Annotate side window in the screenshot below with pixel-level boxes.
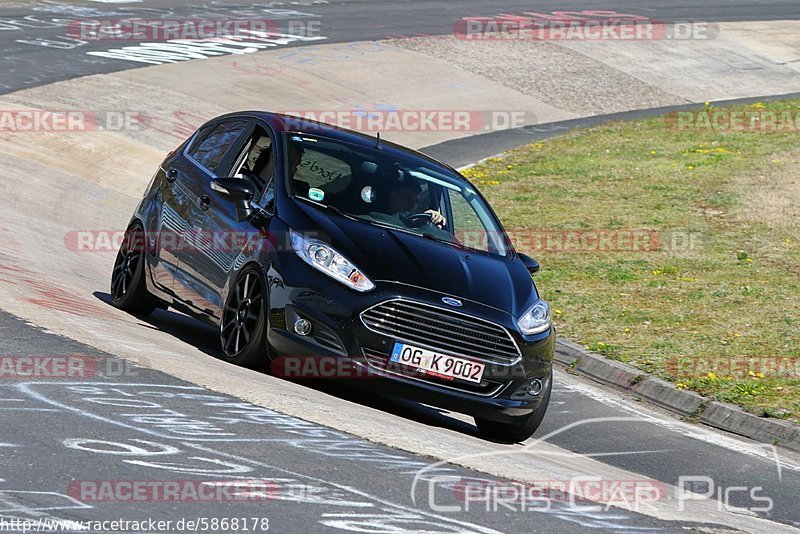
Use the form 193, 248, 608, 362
262, 178, 276, 213
188, 120, 248, 176
449, 189, 488, 251
232, 126, 273, 202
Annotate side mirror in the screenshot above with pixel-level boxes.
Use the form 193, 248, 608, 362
211, 178, 256, 222
518, 253, 540, 276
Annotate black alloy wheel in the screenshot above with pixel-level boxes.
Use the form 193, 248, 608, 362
220, 267, 268, 368
111, 224, 157, 315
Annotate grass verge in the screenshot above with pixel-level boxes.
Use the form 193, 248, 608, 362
463, 100, 800, 421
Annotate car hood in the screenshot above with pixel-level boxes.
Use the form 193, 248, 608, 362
290, 202, 536, 316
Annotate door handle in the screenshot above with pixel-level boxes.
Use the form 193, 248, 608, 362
166, 168, 178, 183
199, 195, 211, 211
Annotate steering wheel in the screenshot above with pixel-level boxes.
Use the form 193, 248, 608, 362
400, 212, 433, 228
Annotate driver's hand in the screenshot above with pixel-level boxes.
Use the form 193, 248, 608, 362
425, 209, 446, 228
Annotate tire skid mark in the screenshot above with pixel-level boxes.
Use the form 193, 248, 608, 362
0, 221, 128, 322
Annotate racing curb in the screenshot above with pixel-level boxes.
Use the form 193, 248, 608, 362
554, 339, 800, 453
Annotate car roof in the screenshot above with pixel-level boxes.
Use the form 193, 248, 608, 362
208, 110, 462, 175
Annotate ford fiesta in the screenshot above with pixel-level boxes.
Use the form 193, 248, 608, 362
111, 111, 555, 442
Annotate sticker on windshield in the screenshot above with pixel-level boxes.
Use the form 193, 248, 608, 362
361, 186, 375, 204
308, 188, 325, 202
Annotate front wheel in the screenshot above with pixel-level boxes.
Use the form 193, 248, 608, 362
475, 370, 552, 443
111, 224, 158, 316
220, 267, 268, 369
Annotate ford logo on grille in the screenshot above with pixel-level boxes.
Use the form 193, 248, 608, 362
441, 297, 463, 307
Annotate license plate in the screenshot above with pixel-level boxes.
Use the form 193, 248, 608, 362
390, 342, 485, 383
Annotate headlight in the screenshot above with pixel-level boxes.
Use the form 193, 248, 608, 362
517, 299, 551, 335
290, 230, 375, 292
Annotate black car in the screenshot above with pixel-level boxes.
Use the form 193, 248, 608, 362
111, 111, 555, 442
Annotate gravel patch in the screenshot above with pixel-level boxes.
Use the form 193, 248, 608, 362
388, 36, 685, 116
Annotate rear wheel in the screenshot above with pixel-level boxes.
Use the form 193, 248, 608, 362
111, 224, 158, 316
220, 267, 268, 368
475, 370, 552, 443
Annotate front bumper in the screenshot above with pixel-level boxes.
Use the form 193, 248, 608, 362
266, 259, 555, 423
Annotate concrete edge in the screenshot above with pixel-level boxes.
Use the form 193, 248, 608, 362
421, 90, 800, 168
554, 339, 800, 453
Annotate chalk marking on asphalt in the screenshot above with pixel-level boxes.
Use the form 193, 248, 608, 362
16, 382, 354, 440
16, 382, 242, 440
24, 382, 455, 473
15, 381, 664, 526
182, 443, 652, 531
64, 438, 381, 508
183, 442, 503, 534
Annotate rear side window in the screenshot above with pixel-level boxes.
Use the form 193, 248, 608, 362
188, 120, 248, 175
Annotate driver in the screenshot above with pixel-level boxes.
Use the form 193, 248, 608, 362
248, 145, 274, 188
387, 177, 447, 229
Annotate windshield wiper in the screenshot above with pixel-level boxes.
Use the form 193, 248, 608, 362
363, 219, 465, 249
300, 198, 359, 221
420, 231, 465, 249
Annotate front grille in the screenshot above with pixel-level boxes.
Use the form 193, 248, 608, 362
362, 348, 504, 396
360, 299, 520, 365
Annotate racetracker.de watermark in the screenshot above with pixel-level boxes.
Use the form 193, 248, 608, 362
664, 109, 800, 132
64, 229, 702, 254
0, 110, 150, 133
66, 18, 322, 41
454, 15, 718, 41
666, 356, 800, 378
497, 229, 700, 253
0, 355, 138, 379
0, 355, 96, 379
67, 480, 279, 502
0, 110, 96, 132
0, 109, 528, 134
278, 110, 532, 132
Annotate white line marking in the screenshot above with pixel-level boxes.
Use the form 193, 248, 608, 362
0, 491, 92, 513
0, 408, 61, 412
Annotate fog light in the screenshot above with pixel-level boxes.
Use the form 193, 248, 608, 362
294, 319, 312, 336
526, 379, 543, 396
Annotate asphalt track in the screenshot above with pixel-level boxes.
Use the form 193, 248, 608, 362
2, 0, 800, 93
0, 309, 697, 533
3, 1, 800, 533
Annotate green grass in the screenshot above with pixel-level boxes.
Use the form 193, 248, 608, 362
462, 100, 800, 421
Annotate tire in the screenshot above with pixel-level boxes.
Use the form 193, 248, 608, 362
111, 223, 158, 316
475, 370, 552, 443
219, 266, 268, 369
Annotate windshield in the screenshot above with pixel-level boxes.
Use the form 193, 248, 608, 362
285, 133, 510, 256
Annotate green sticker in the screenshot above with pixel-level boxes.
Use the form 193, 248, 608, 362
308, 188, 325, 202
